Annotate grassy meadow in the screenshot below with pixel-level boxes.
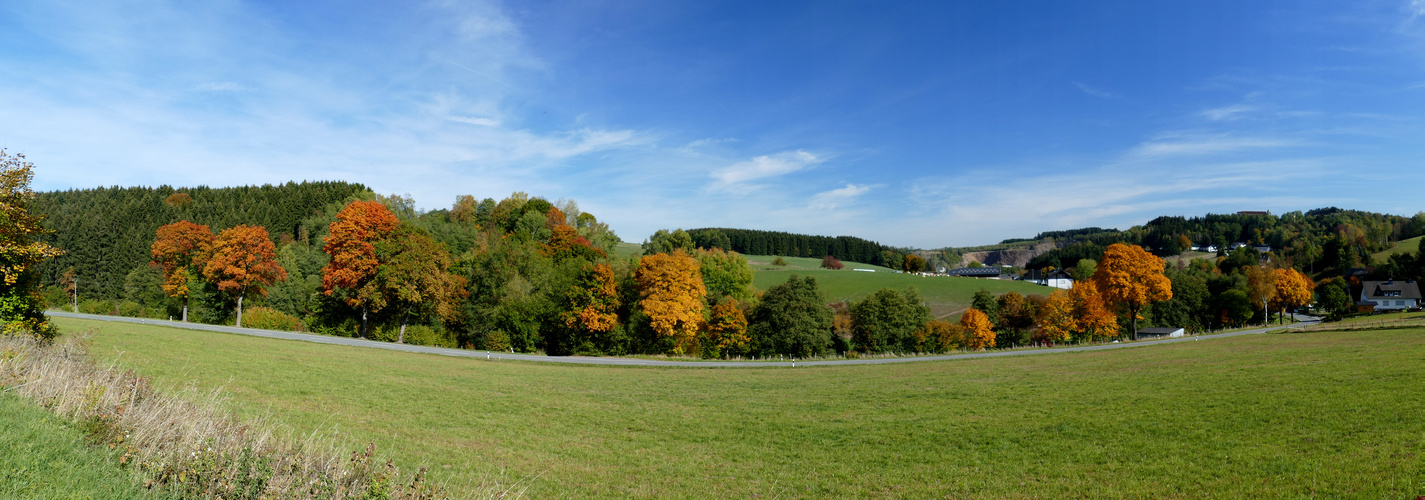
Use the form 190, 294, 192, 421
745, 255, 1049, 318
0, 394, 162, 500
1374, 235, 1423, 262
54, 316, 1425, 498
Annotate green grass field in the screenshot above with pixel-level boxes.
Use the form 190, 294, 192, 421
1374, 235, 1423, 263
0, 393, 162, 500
55, 316, 1425, 498
747, 255, 1050, 318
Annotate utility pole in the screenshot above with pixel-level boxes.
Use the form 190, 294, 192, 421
72, 277, 78, 313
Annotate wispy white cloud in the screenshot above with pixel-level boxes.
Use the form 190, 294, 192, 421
808, 184, 871, 211
1074, 82, 1116, 98
709, 150, 824, 192
1130, 134, 1292, 157
1200, 104, 1257, 121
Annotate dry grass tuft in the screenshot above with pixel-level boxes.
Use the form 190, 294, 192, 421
0, 332, 523, 499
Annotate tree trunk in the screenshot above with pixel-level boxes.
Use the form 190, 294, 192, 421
360, 306, 369, 339
182, 301, 188, 322
1131, 305, 1139, 340
398, 312, 408, 344
236, 295, 245, 328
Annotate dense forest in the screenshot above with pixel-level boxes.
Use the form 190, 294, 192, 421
34, 182, 372, 300
685, 228, 891, 265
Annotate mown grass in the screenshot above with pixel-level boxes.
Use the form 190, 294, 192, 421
748, 259, 1050, 318
0, 393, 162, 500
57, 316, 1425, 498
1373, 235, 1422, 262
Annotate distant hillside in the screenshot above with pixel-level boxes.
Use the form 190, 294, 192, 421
33, 181, 372, 299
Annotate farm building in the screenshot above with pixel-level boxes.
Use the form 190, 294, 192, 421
946, 267, 1002, 279
1137, 327, 1185, 340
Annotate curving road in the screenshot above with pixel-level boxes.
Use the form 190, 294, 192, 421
47, 311, 1320, 368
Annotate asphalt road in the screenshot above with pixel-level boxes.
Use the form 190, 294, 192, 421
48, 311, 1321, 368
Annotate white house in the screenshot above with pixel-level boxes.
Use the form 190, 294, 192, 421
1359, 280, 1421, 311
1023, 269, 1073, 289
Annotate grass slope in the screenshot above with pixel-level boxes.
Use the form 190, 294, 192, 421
0, 394, 159, 500
58, 316, 1425, 498
1374, 235, 1422, 263
747, 255, 1049, 318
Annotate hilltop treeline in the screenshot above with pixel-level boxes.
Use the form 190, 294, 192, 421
33, 182, 371, 299
686, 228, 890, 265
1027, 208, 1425, 277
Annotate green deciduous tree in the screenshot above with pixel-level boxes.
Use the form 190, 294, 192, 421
748, 275, 833, 357
849, 287, 932, 353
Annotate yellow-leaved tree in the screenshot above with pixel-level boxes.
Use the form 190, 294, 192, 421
1092, 243, 1172, 339
635, 249, 706, 355
960, 308, 995, 350
0, 150, 63, 338
1272, 268, 1314, 322
1035, 288, 1078, 343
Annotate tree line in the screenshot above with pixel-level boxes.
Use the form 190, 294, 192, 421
685, 228, 892, 266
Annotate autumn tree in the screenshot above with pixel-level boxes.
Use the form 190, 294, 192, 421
553, 262, 621, 355
321, 200, 400, 337
203, 225, 287, 328
364, 224, 467, 343
960, 308, 995, 350
1071, 281, 1119, 341
916, 320, 965, 353
821, 255, 844, 270
1272, 268, 1314, 322
1244, 265, 1277, 325
704, 299, 750, 358
903, 254, 926, 273
1035, 289, 1078, 344
635, 249, 706, 355
1092, 243, 1172, 339
995, 291, 1037, 346
0, 150, 63, 338
150, 220, 214, 322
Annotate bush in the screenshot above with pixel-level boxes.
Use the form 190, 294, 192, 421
79, 299, 115, 315
820, 255, 844, 270
239, 306, 305, 332
483, 330, 511, 352
42, 286, 69, 310
399, 324, 454, 346
117, 301, 144, 318
772, 257, 787, 266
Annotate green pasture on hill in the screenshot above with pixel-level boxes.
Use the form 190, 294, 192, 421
55, 316, 1425, 499
746, 255, 1049, 318
1374, 235, 1422, 263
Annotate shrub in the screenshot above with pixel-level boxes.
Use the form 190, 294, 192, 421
238, 306, 305, 332
483, 330, 511, 352
79, 299, 115, 315
116, 301, 144, 318
771, 257, 787, 266
820, 255, 844, 270
400, 325, 442, 346
43, 286, 69, 310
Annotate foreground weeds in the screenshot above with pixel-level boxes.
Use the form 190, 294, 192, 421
0, 333, 514, 499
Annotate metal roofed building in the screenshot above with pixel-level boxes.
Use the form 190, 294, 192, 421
946, 267, 1002, 279
1022, 269, 1074, 289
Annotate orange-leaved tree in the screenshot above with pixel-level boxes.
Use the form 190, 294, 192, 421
916, 319, 964, 353
1092, 243, 1172, 339
364, 223, 467, 343
635, 249, 706, 355
203, 225, 286, 328
1071, 280, 1119, 341
1272, 268, 1314, 322
705, 299, 750, 358
151, 220, 214, 322
1035, 288, 1078, 343
558, 262, 621, 353
321, 200, 399, 338
960, 308, 995, 350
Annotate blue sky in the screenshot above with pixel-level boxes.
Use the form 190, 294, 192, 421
2, 1, 1424, 248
